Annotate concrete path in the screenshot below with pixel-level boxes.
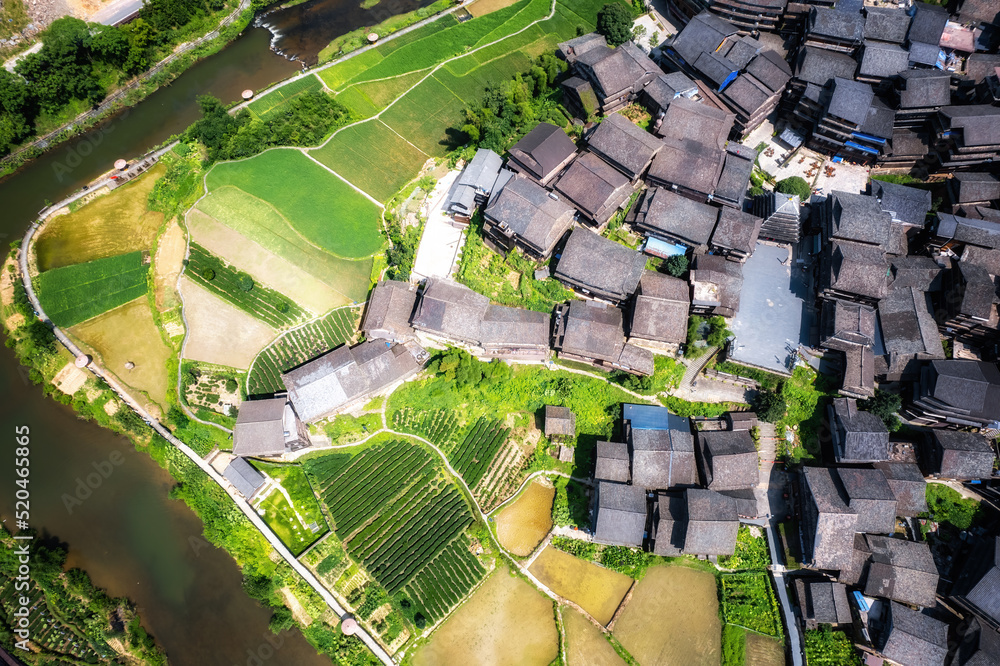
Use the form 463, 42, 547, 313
411, 170, 465, 282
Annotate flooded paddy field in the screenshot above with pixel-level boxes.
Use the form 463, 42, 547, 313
495, 479, 554, 556
529, 546, 632, 626
563, 606, 625, 666
746, 633, 785, 666
613, 565, 721, 666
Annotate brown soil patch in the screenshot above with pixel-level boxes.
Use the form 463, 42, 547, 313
180, 276, 276, 369
104, 399, 120, 416
0, 261, 16, 306
5, 313, 24, 331
563, 607, 624, 666
279, 587, 313, 627
529, 547, 632, 626
495, 481, 554, 556
746, 633, 785, 666
154, 220, 187, 311
466, 0, 520, 16
51, 362, 88, 395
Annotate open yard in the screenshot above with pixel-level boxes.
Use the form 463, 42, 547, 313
250, 461, 327, 532
613, 565, 721, 666
34, 163, 166, 271
309, 120, 429, 203
247, 74, 324, 120
256, 489, 321, 556
412, 566, 558, 666
193, 187, 372, 303
204, 149, 383, 259
36, 251, 149, 328
179, 276, 277, 369
494, 480, 553, 556
69, 297, 174, 412
563, 606, 624, 666
528, 546, 632, 626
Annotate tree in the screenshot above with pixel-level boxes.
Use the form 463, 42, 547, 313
775, 176, 812, 201
238, 275, 254, 292
754, 388, 786, 423
862, 389, 901, 432
201, 267, 215, 280
664, 254, 688, 278
268, 607, 294, 634
0, 69, 38, 154
596, 3, 635, 47
706, 316, 730, 347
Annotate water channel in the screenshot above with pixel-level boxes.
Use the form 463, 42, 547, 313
0, 3, 405, 662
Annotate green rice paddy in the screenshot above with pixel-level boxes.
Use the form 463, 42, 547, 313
36, 251, 149, 327
205, 149, 383, 258
247, 74, 324, 120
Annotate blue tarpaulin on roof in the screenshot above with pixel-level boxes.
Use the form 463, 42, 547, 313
623, 404, 686, 430
850, 132, 887, 145
644, 237, 687, 258
845, 140, 881, 155
719, 70, 738, 92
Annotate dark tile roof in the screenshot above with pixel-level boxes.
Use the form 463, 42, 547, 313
684, 489, 739, 556
690, 254, 744, 316
554, 152, 633, 224
643, 72, 698, 112
617, 343, 655, 376
487, 174, 577, 256
595, 481, 647, 546
879, 286, 945, 359
283, 340, 422, 422
860, 41, 911, 79
861, 96, 895, 141
809, 7, 866, 42
887, 128, 932, 158
802, 466, 857, 571
721, 34, 762, 70
958, 0, 1000, 25
956, 537, 1000, 626
874, 461, 927, 516
595, 440, 630, 482
889, 256, 941, 290
362, 279, 418, 342
633, 186, 720, 247
630, 271, 690, 345
579, 41, 660, 99
695, 51, 739, 88
820, 299, 876, 350
908, 40, 941, 66
223, 457, 266, 498
655, 96, 734, 150
925, 360, 1000, 424
863, 535, 939, 607
908, 2, 949, 46
558, 32, 607, 63
939, 106, 1000, 148
826, 240, 889, 301
930, 430, 996, 479
898, 70, 951, 109
647, 137, 726, 200
410, 277, 489, 344
878, 602, 949, 666
557, 299, 626, 362
836, 467, 897, 534
960, 244, 1000, 276
831, 397, 890, 462
745, 50, 791, 93
966, 53, 1000, 83
827, 77, 874, 127
711, 207, 763, 255
508, 123, 577, 182
805, 581, 853, 625
952, 172, 1000, 205
671, 11, 738, 66
586, 112, 663, 180
233, 397, 291, 457
795, 47, 858, 87
554, 228, 646, 302
872, 180, 932, 228
724, 71, 774, 118
544, 405, 576, 437
697, 430, 758, 490
954, 261, 997, 321
653, 492, 687, 556
479, 304, 550, 350
864, 6, 911, 43
936, 213, 1000, 250
717, 488, 758, 518
629, 416, 696, 489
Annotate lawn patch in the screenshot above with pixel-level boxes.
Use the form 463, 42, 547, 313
256, 489, 320, 556
36, 251, 149, 328
205, 150, 383, 258
310, 120, 429, 202
251, 461, 328, 533
247, 75, 324, 120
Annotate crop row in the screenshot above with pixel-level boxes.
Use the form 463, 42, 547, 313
324, 444, 433, 528
317, 440, 406, 492
404, 537, 485, 621
390, 407, 463, 450
450, 417, 509, 487
474, 443, 523, 511
334, 459, 436, 538
344, 477, 437, 549
247, 306, 357, 394
350, 485, 465, 565
186, 244, 306, 328
721, 573, 782, 637
35, 251, 149, 327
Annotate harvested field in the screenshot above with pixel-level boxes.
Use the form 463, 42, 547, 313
179, 277, 276, 369
467, 0, 521, 17
563, 607, 624, 666
247, 74, 324, 120
495, 480, 553, 556
412, 566, 558, 666
69, 298, 173, 410
188, 212, 348, 314
746, 633, 785, 666
35, 163, 166, 271
205, 150, 383, 259
36, 251, 149, 328
153, 220, 186, 311
613, 565, 721, 666
51, 362, 88, 395
528, 546, 632, 626
310, 120, 428, 202
192, 189, 371, 303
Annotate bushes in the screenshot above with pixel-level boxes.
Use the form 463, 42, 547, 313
551, 535, 597, 560
552, 477, 591, 529
754, 389, 786, 423
804, 626, 860, 665
721, 625, 746, 666
718, 526, 769, 570
861, 389, 901, 432
685, 315, 730, 358
775, 176, 812, 200
926, 483, 982, 530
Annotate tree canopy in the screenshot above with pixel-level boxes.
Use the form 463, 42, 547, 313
775, 176, 812, 201
754, 388, 787, 423
596, 3, 635, 47
861, 389, 901, 432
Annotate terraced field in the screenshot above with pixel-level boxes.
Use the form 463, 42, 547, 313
247, 306, 359, 394
390, 407, 464, 451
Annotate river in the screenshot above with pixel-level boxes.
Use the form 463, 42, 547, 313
0, 3, 397, 663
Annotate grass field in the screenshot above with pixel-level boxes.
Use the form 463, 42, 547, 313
335, 69, 430, 120
193, 186, 372, 303
247, 306, 359, 395
247, 74, 324, 120
185, 243, 308, 328
309, 120, 429, 202
256, 490, 321, 556
69, 297, 174, 412
205, 150, 383, 259
251, 461, 328, 532
36, 251, 149, 328
34, 163, 166, 272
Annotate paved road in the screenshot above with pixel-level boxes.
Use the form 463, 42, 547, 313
92, 0, 145, 26
18, 213, 395, 666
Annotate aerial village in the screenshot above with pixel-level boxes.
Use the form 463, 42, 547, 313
202, 0, 1000, 662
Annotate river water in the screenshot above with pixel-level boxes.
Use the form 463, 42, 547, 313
0, 4, 396, 663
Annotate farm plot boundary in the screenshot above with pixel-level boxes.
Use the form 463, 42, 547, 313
35, 251, 149, 328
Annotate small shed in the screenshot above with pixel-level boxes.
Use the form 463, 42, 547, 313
725, 411, 758, 431
544, 405, 576, 439
223, 458, 266, 500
